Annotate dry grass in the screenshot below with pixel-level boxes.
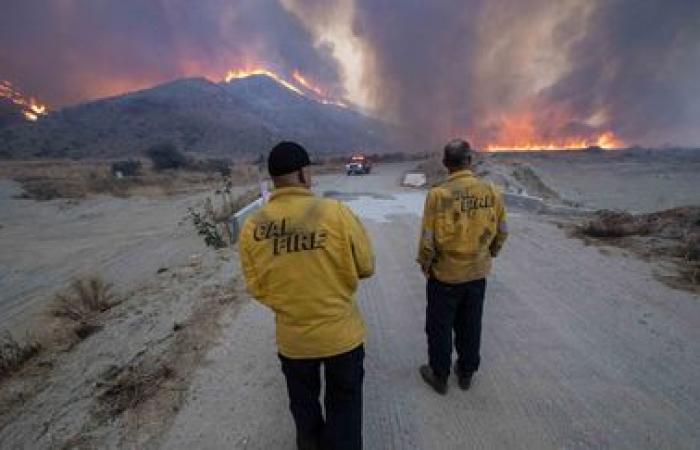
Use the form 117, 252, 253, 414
53, 277, 116, 320
98, 362, 174, 417
580, 210, 652, 238
580, 207, 700, 239
684, 233, 700, 261
577, 206, 700, 288
230, 187, 262, 214
52, 276, 119, 340
0, 333, 42, 379
0, 160, 260, 201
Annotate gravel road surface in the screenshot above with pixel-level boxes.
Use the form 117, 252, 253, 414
162, 164, 700, 449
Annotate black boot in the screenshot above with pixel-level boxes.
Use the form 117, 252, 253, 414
419, 365, 447, 395
453, 363, 473, 390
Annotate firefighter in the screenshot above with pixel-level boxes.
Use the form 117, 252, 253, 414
239, 141, 375, 450
417, 139, 508, 394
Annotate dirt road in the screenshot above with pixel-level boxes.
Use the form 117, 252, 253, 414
161, 164, 700, 449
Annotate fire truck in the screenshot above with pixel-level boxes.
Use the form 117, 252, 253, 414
345, 153, 373, 175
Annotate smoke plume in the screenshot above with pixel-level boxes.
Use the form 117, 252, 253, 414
1, 0, 698, 147
350, 0, 700, 147
0, 0, 343, 107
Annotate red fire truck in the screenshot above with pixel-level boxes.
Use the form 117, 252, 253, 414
345, 154, 373, 175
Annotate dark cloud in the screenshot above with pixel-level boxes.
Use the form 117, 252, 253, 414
0, 0, 342, 106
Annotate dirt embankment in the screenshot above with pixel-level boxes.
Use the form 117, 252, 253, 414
573, 207, 700, 291
0, 162, 263, 447
0, 249, 246, 448
412, 155, 561, 198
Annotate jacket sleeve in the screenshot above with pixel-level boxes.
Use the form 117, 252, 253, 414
238, 218, 266, 301
489, 187, 508, 257
417, 189, 438, 273
340, 203, 375, 279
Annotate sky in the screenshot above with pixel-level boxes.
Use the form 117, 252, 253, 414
1, 0, 699, 148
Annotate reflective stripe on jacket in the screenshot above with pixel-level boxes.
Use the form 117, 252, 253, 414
417, 170, 508, 284
239, 187, 374, 358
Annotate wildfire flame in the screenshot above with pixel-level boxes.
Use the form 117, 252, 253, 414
479, 112, 624, 151
484, 132, 623, 152
292, 70, 326, 98
224, 68, 305, 96
224, 67, 347, 108
0, 80, 49, 122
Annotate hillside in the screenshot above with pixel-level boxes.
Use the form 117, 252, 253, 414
0, 76, 404, 159
0, 98, 29, 130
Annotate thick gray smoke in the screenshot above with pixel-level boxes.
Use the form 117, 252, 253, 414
352, 0, 700, 147
538, 0, 700, 147
0, 0, 343, 106
1, 0, 698, 147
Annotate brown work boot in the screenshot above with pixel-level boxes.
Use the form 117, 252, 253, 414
419, 365, 447, 395
453, 363, 473, 390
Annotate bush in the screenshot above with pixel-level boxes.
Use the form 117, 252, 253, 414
580, 210, 651, 238
685, 233, 700, 262
52, 277, 118, 340
0, 332, 42, 378
99, 362, 174, 417
187, 158, 232, 176
111, 159, 142, 177
146, 143, 187, 171
188, 208, 227, 249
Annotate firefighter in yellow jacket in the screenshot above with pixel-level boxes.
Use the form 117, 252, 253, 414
240, 141, 374, 450
417, 139, 508, 395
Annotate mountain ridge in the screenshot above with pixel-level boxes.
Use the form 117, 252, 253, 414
0, 75, 406, 159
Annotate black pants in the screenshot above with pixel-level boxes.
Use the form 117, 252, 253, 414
278, 345, 364, 450
426, 278, 487, 380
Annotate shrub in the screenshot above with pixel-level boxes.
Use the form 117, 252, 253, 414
0, 332, 42, 378
146, 143, 187, 171
52, 277, 118, 339
187, 158, 232, 176
685, 233, 700, 262
99, 362, 174, 417
188, 208, 227, 249
111, 159, 142, 177
580, 210, 651, 238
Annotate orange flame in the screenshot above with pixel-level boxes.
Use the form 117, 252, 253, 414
479, 112, 624, 151
484, 132, 623, 152
223, 67, 348, 108
292, 70, 326, 98
0, 80, 49, 122
224, 68, 304, 96
292, 71, 348, 108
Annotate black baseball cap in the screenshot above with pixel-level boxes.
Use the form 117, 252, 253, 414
267, 141, 311, 176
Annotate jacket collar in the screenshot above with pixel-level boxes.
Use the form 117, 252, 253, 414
269, 186, 314, 201
446, 169, 474, 182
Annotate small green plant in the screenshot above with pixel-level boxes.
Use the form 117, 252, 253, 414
188, 208, 226, 249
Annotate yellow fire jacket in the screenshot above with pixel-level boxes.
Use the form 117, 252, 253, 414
417, 169, 508, 284
239, 187, 375, 359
